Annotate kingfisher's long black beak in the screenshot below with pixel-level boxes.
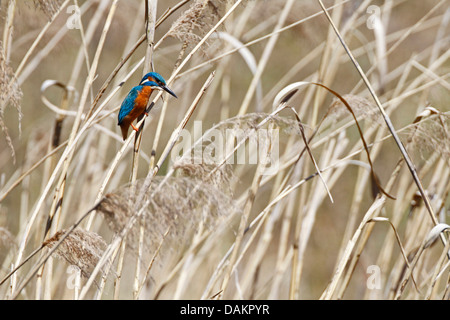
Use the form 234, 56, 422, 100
161, 85, 177, 98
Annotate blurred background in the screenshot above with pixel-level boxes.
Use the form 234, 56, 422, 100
0, 0, 449, 299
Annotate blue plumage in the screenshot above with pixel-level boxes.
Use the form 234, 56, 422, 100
118, 86, 140, 125
117, 71, 177, 140
139, 72, 167, 86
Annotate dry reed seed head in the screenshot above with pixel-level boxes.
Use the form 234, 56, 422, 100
172, 113, 305, 184
173, 156, 234, 191
0, 43, 22, 111
407, 113, 450, 162
167, 0, 224, 47
211, 112, 316, 142
176, 113, 314, 177
173, 112, 314, 190
43, 228, 107, 278
329, 94, 383, 126
0, 41, 22, 163
97, 177, 239, 260
207, 112, 308, 136
32, 0, 63, 20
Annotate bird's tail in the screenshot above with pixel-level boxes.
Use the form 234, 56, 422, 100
120, 125, 129, 141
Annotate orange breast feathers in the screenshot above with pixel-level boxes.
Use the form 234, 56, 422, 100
125, 86, 153, 121
134, 86, 153, 113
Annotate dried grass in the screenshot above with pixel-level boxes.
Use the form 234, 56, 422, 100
167, 0, 223, 47
32, 0, 63, 20
97, 176, 239, 258
1, 0, 449, 301
0, 41, 22, 162
329, 94, 384, 126
407, 112, 450, 162
43, 228, 107, 278
173, 157, 234, 189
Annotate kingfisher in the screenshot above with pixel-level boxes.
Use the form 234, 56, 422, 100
118, 72, 177, 140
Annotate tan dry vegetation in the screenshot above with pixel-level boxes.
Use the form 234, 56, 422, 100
0, 0, 449, 300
